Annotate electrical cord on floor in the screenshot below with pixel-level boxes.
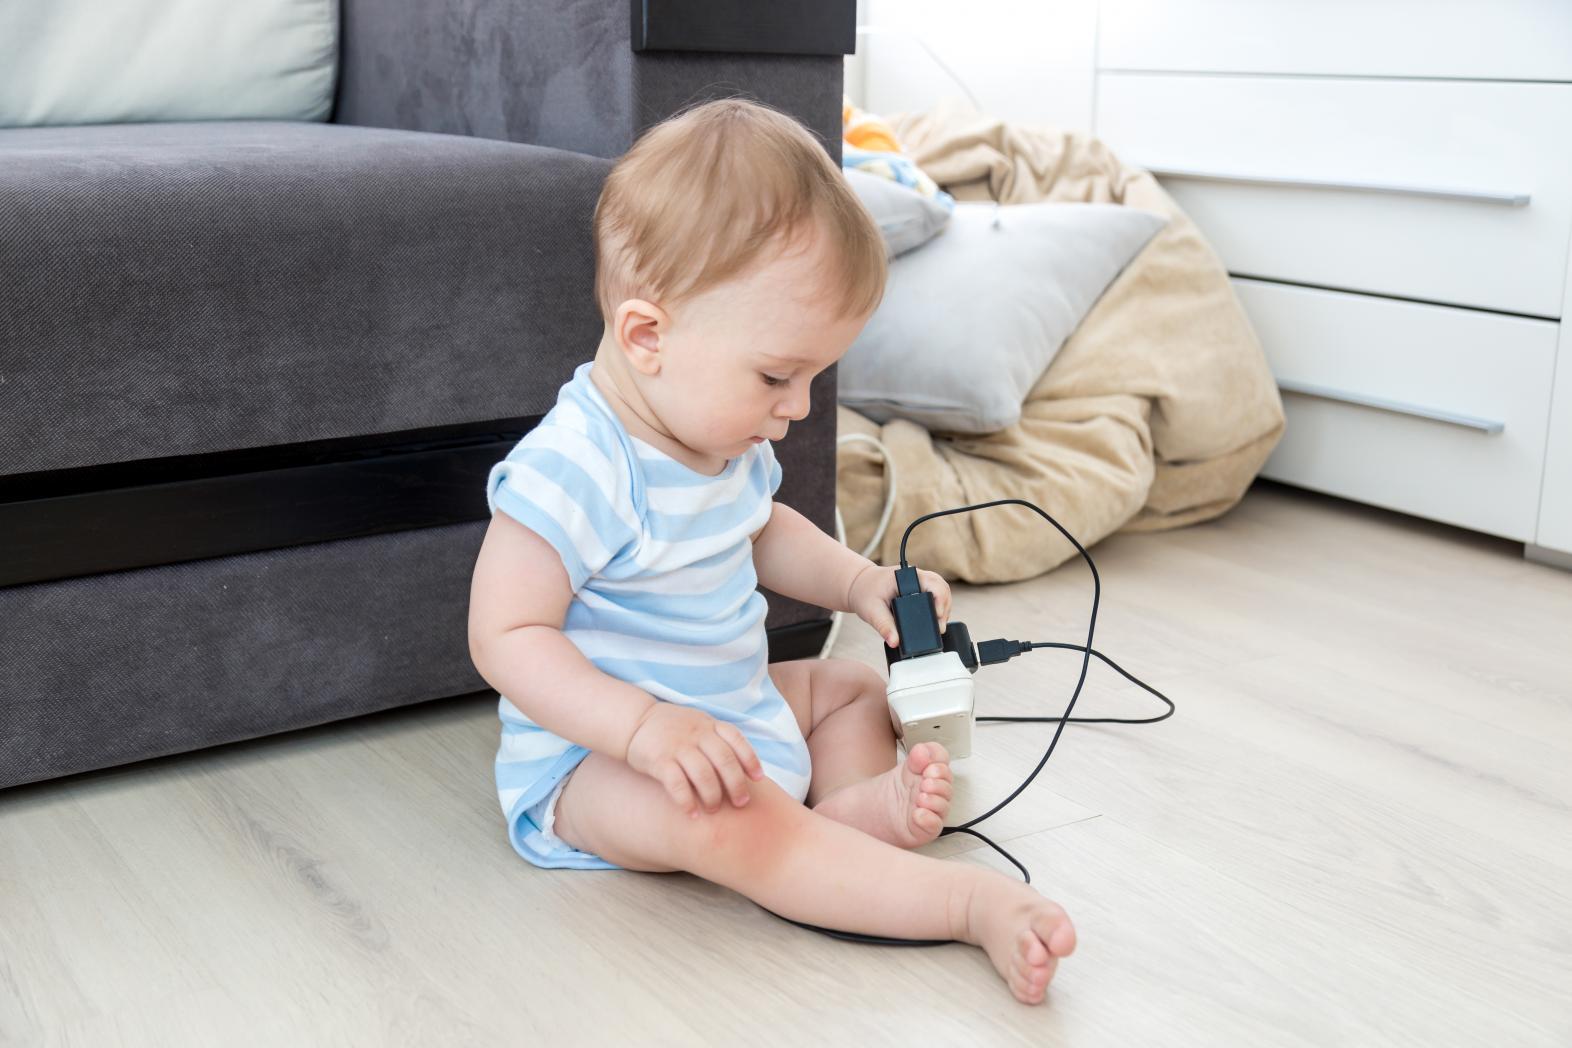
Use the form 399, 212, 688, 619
759, 497, 1175, 946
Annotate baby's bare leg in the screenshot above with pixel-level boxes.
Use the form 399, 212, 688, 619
551, 752, 1076, 1004
774, 658, 955, 849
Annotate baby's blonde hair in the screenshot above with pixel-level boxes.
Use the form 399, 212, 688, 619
593, 97, 887, 326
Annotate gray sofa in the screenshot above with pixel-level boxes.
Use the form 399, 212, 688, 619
0, 0, 854, 790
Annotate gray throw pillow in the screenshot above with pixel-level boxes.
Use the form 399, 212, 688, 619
843, 168, 953, 259
839, 201, 1168, 434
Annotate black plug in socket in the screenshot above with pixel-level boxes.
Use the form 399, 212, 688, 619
886, 619, 978, 671
891, 565, 943, 661
942, 621, 978, 672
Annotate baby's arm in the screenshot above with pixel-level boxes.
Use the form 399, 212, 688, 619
751, 500, 878, 616
468, 510, 655, 761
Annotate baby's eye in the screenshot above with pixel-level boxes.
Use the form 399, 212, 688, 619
762, 374, 788, 388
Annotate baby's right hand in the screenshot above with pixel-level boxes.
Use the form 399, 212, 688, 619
625, 703, 766, 818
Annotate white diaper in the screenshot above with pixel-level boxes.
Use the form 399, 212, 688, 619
525, 773, 572, 848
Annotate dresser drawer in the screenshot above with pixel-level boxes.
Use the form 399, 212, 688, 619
1099, 0, 1572, 82
1096, 74, 1572, 317
1233, 278, 1558, 541
1537, 319, 1572, 553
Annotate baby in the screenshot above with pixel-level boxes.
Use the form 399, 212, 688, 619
467, 98, 1075, 1005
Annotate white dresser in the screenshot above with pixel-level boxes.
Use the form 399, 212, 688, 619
1091, 0, 1572, 564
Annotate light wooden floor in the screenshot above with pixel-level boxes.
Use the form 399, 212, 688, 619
3, 480, 1570, 1046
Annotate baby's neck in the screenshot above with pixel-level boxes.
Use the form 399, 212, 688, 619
589, 346, 730, 477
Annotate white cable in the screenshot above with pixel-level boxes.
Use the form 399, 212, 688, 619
823, 28, 984, 656
818, 432, 898, 660
854, 25, 983, 114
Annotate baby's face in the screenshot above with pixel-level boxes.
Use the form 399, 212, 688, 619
639, 229, 871, 463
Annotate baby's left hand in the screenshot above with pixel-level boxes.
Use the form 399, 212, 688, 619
847, 563, 952, 650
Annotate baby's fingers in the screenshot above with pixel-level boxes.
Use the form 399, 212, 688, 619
699, 735, 755, 810
657, 762, 699, 818
678, 750, 726, 815
920, 570, 953, 630
715, 721, 767, 783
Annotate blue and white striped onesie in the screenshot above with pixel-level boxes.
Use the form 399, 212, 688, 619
483, 360, 812, 870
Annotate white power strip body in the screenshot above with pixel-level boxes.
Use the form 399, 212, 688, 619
886, 651, 975, 760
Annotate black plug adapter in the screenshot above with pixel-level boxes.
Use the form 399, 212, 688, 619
890, 564, 943, 661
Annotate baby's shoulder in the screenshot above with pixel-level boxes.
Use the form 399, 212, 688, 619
484, 395, 649, 590
506, 401, 645, 516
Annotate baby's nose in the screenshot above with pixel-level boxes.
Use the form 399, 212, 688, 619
779, 389, 810, 420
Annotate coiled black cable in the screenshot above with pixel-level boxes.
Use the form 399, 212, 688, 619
758, 498, 1174, 946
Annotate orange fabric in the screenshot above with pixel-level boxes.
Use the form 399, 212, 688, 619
842, 97, 903, 155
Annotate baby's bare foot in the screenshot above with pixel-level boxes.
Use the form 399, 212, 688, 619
811, 742, 953, 848
964, 875, 1078, 1005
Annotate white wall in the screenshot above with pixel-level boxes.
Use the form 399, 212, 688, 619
847, 0, 1098, 133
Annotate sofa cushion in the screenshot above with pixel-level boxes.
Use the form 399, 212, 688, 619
0, 121, 610, 476
0, 0, 338, 127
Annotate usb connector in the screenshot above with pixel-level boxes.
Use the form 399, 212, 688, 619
976, 638, 1034, 666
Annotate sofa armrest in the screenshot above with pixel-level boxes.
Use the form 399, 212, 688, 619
333, 0, 851, 162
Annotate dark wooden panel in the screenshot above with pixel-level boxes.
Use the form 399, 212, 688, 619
0, 417, 540, 503
0, 428, 536, 588
631, 0, 856, 56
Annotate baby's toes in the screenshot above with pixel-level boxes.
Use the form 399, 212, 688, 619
1010, 954, 1053, 1004
918, 778, 951, 811
908, 741, 950, 775
1011, 932, 1054, 1001
1019, 928, 1049, 967
1038, 910, 1077, 957
1016, 957, 1055, 1003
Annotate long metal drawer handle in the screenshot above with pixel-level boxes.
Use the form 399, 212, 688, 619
1277, 379, 1505, 434
1146, 166, 1530, 207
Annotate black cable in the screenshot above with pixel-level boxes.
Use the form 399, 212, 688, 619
757, 498, 1173, 946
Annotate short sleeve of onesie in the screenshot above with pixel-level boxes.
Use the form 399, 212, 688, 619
484, 420, 641, 593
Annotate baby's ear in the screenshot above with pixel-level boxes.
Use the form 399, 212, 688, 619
628, 313, 659, 351
615, 298, 667, 372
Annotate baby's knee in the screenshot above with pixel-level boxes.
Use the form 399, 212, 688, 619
559, 753, 808, 878
684, 774, 810, 878
850, 659, 887, 695
823, 656, 886, 699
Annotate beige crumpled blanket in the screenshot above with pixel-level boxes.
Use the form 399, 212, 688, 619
837, 104, 1286, 582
